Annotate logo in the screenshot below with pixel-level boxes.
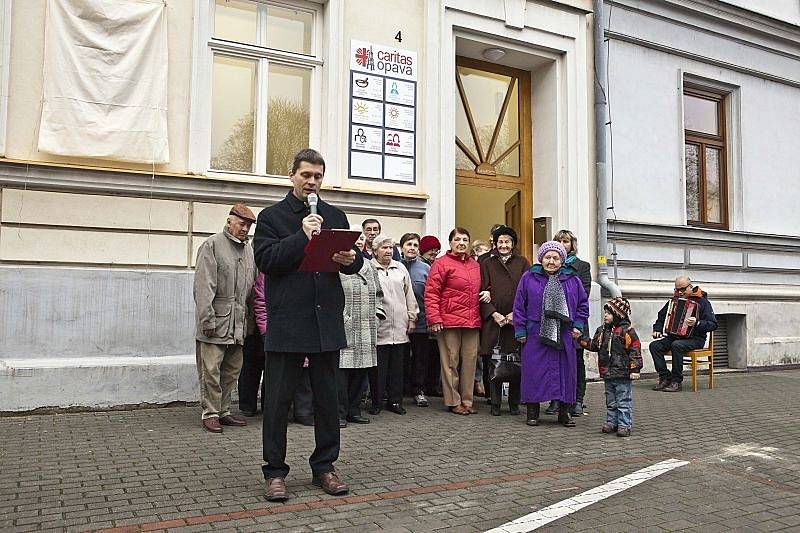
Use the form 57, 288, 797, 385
355, 77, 369, 88
388, 107, 400, 120
354, 102, 369, 115
386, 133, 400, 148
354, 128, 367, 143
390, 82, 399, 96
355, 46, 374, 70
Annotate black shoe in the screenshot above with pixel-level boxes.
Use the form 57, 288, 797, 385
294, 417, 314, 427
509, 405, 520, 416
652, 379, 671, 391
338, 419, 347, 428
367, 405, 381, 415
558, 404, 576, 427
240, 409, 257, 417
346, 415, 370, 424
386, 403, 407, 415
663, 381, 682, 392
570, 403, 583, 417
490, 405, 500, 416
545, 400, 559, 415
526, 404, 539, 426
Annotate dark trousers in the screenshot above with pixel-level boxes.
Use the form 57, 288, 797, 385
576, 348, 586, 403
238, 333, 265, 413
409, 333, 433, 395
427, 337, 442, 395
262, 351, 339, 479
292, 368, 313, 421
489, 374, 520, 409
480, 354, 492, 395
649, 336, 706, 383
338, 367, 369, 420
370, 344, 406, 406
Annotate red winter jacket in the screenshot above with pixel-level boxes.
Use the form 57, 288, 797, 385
424, 251, 481, 329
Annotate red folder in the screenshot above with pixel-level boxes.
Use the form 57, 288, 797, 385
298, 229, 362, 272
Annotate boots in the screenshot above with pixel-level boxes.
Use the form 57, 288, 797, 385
558, 402, 576, 427
545, 400, 559, 415
526, 403, 539, 426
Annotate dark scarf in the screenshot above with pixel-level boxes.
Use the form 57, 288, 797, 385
540, 273, 570, 349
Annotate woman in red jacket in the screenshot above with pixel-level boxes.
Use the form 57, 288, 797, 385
425, 227, 486, 415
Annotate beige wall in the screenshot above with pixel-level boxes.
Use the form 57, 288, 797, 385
4, 0, 194, 173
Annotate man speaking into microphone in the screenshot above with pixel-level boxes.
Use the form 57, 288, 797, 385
254, 148, 363, 501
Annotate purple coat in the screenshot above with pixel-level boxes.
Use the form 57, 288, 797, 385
513, 269, 590, 404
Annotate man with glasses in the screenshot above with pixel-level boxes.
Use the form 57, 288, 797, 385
650, 276, 718, 392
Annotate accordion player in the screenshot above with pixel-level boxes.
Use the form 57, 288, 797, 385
662, 297, 699, 338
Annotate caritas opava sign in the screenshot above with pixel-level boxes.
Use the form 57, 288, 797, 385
348, 40, 417, 183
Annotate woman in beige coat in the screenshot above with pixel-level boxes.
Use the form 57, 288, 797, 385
368, 234, 419, 415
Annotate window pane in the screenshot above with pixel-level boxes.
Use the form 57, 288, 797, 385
493, 79, 519, 176
214, 0, 257, 45
455, 87, 478, 172
266, 5, 313, 55
211, 55, 256, 173
705, 147, 723, 224
457, 67, 517, 159
684, 93, 719, 135
267, 64, 311, 175
685, 144, 701, 222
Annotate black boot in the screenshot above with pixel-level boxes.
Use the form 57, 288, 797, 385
491, 404, 501, 416
526, 403, 539, 426
545, 400, 559, 415
558, 403, 576, 427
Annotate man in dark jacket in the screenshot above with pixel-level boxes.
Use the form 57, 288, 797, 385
650, 276, 717, 392
254, 149, 363, 501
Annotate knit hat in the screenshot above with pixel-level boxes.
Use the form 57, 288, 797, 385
492, 225, 518, 248
536, 240, 567, 264
604, 297, 631, 321
371, 234, 394, 251
419, 235, 441, 254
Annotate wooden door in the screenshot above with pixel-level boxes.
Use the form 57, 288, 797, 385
455, 56, 533, 260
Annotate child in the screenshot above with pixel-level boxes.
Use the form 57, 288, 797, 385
580, 297, 642, 437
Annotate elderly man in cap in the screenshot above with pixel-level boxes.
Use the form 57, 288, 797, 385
194, 203, 258, 433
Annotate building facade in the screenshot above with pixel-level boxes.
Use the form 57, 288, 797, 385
0, 0, 797, 410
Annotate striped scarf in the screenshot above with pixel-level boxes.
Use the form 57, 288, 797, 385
540, 273, 570, 349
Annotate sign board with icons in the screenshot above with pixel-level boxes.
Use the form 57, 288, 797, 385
348, 39, 416, 183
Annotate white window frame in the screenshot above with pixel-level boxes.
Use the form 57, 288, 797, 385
188, 0, 323, 178
0, 0, 13, 157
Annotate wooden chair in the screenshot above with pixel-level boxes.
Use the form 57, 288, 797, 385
683, 332, 714, 392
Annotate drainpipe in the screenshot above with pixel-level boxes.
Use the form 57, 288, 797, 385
593, 0, 622, 298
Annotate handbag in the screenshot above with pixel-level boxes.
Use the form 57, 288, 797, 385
489, 327, 521, 383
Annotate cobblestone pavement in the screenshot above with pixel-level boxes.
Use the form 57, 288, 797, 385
2, 370, 799, 532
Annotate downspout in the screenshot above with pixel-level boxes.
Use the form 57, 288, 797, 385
593, 0, 622, 298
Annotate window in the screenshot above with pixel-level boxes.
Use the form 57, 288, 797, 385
683, 86, 728, 228
208, 0, 318, 176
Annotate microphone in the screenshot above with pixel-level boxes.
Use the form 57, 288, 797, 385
307, 193, 320, 236
307, 193, 318, 216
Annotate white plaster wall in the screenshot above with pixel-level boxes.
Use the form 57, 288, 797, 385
719, 0, 800, 25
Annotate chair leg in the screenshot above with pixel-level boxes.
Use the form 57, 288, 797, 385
709, 356, 714, 389
692, 358, 698, 392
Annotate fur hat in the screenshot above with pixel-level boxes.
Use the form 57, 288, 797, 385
536, 240, 567, 264
419, 235, 441, 254
492, 225, 518, 248
229, 203, 256, 223
604, 297, 631, 321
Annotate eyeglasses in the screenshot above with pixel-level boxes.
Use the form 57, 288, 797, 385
674, 285, 691, 292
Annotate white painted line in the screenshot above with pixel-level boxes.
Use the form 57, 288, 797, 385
485, 458, 690, 533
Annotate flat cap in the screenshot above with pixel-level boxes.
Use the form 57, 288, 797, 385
229, 203, 256, 223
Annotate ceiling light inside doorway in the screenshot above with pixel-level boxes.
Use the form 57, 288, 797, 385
482, 48, 506, 62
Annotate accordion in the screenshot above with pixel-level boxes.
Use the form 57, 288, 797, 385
663, 297, 698, 337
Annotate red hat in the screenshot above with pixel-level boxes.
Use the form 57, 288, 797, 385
419, 235, 441, 254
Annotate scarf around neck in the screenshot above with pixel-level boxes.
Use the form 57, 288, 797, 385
540, 273, 570, 349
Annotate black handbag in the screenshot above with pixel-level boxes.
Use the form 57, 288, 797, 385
489, 328, 521, 383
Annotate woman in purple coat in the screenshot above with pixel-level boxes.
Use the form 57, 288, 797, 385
513, 241, 589, 427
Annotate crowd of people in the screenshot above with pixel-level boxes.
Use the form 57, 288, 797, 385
192, 148, 718, 502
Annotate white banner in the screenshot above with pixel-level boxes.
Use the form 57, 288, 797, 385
38, 0, 169, 163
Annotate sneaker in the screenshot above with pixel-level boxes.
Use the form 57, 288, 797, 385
414, 394, 429, 407
601, 423, 617, 434
652, 379, 670, 391
663, 381, 682, 392
570, 403, 583, 417
545, 400, 559, 415
617, 427, 631, 437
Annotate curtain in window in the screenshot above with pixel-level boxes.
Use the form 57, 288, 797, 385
38, 0, 169, 163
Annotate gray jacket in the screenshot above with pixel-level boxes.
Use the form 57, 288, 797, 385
340, 262, 385, 368
194, 229, 256, 345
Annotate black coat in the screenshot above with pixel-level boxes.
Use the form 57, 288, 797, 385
567, 255, 592, 299
253, 191, 363, 353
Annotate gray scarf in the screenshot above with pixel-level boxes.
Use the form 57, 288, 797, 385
540, 273, 570, 349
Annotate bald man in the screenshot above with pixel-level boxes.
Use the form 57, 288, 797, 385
650, 276, 717, 392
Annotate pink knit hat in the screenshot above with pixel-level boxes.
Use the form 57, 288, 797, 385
536, 240, 567, 264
